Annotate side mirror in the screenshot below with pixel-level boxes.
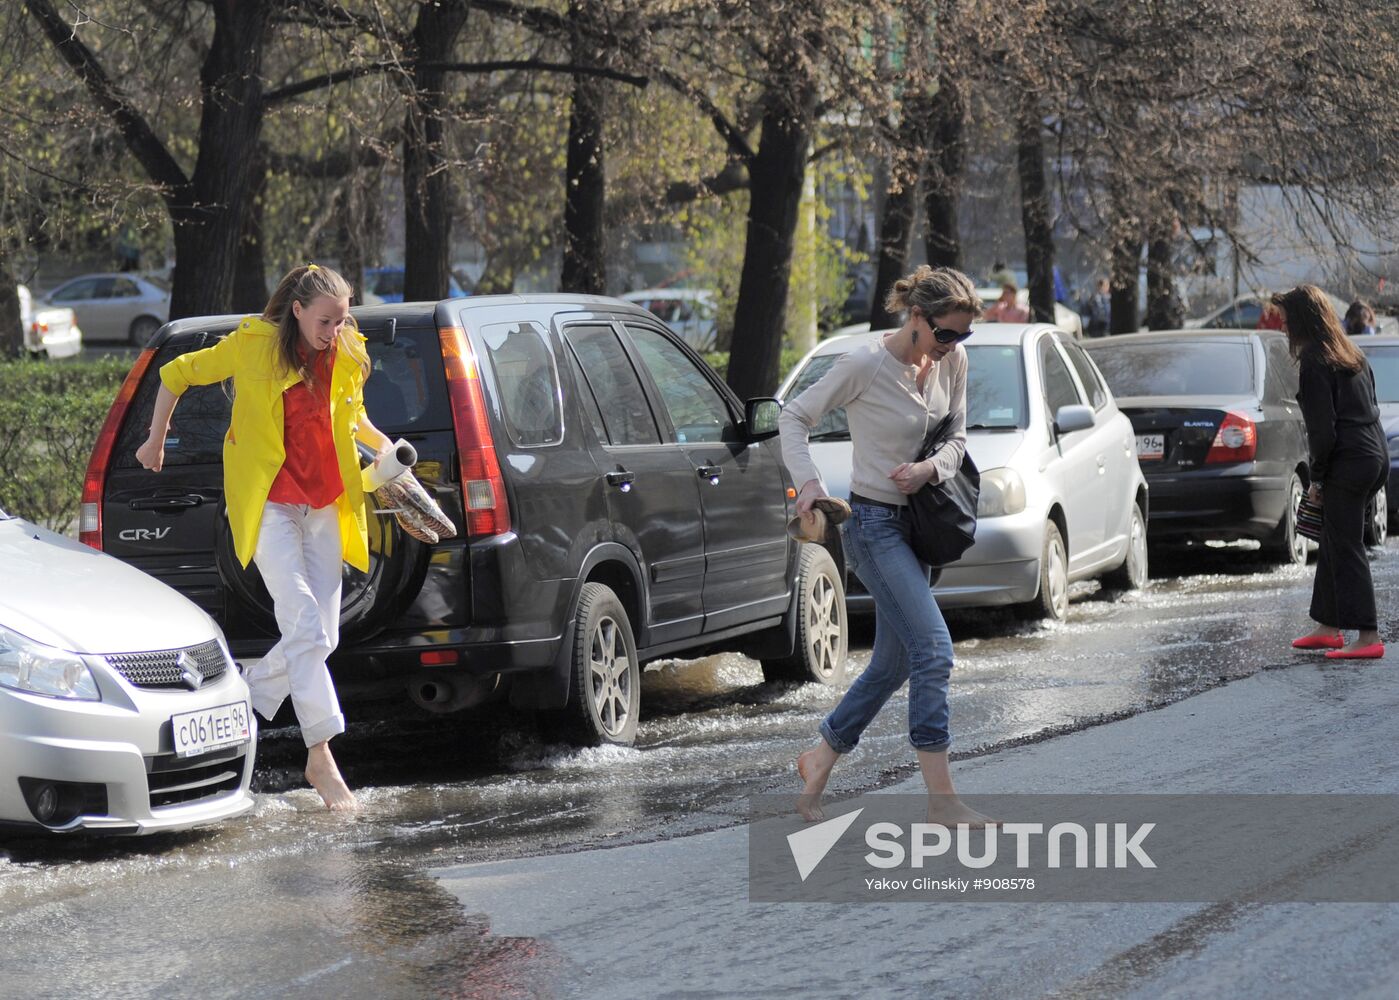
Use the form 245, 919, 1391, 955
1054, 403, 1095, 436
745, 397, 782, 441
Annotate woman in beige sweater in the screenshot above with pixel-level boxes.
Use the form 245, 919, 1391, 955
779, 265, 992, 826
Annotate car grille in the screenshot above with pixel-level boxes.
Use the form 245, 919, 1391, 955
146, 745, 248, 810
104, 639, 229, 690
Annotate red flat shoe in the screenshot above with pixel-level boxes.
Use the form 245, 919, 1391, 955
1292, 634, 1345, 650
1325, 643, 1385, 660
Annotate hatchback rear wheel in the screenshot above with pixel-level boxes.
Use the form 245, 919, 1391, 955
1103, 502, 1148, 591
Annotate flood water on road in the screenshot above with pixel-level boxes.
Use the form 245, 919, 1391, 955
2, 542, 1394, 996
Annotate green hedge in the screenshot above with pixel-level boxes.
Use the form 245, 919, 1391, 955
0, 357, 131, 532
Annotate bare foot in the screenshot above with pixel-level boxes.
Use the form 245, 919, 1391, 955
796, 744, 837, 823
927, 797, 997, 829
305, 742, 358, 812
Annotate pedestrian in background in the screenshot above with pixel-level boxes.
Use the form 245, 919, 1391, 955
137, 264, 395, 809
780, 265, 994, 827
985, 281, 1030, 324
1276, 285, 1388, 660
1344, 300, 1378, 337
1084, 277, 1111, 337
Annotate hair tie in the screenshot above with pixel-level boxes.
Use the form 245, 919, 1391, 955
306, 262, 319, 271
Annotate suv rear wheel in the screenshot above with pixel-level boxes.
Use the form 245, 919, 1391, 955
761, 545, 847, 685
559, 582, 640, 746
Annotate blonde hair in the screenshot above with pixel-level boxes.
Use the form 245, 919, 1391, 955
884, 265, 983, 322
1271, 284, 1364, 372
262, 264, 370, 385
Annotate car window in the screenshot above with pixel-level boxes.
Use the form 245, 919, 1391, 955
782, 354, 848, 440
624, 324, 733, 443
112, 277, 141, 297
1058, 338, 1108, 410
51, 278, 98, 301
1039, 336, 1083, 414
1364, 345, 1399, 403
109, 327, 445, 469
369, 270, 404, 298
476, 321, 563, 447
1263, 335, 1299, 401
1086, 341, 1255, 398
91, 277, 118, 298
965, 345, 1027, 428
1215, 301, 1262, 329
563, 324, 661, 446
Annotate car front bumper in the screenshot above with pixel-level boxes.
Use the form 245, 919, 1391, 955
0, 667, 256, 834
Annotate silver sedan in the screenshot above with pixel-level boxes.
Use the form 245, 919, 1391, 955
777, 323, 1149, 620
42, 272, 170, 344
0, 504, 255, 833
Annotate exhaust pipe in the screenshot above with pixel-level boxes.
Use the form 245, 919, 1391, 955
408, 673, 499, 713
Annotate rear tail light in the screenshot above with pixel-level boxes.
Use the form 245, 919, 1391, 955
80, 348, 156, 550
437, 326, 511, 537
1205, 411, 1257, 464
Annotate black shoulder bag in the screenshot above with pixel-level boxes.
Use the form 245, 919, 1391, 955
907, 413, 980, 567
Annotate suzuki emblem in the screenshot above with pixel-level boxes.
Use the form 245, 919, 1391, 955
178, 652, 202, 690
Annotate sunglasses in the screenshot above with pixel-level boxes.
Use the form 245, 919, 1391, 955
930, 324, 974, 345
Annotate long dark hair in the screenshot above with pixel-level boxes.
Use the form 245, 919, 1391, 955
262, 264, 369, 385
1271, 285, 1365, 372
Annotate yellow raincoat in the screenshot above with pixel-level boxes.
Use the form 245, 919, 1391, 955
159, 315, 375, 572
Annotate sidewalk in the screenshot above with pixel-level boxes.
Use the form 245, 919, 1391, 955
437, 658, 1399, 999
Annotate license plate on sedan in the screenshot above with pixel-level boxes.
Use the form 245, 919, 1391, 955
1136, 433, 1165, 461
171, 701, 251, 758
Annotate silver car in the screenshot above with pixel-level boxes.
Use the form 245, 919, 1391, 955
42, 272, 170, 345
0, 504, 255, 833
778, 323, 1149, 619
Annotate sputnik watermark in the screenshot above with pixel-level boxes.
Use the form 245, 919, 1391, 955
751, 794, 1399, 902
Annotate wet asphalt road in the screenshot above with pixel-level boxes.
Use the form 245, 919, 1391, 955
1, 540, 1395, 997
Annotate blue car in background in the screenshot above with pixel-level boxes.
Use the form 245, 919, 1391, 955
364, 266, 467, 303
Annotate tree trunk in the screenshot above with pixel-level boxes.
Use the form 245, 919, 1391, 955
24, 0, 271, 320
0, 258, 22, 358
1110, 234, 1142, 334
869, 171, 919, 330
402, 0, 469, 303
232, 147, 269, 313
923, 66, 966, 270
1145, 220, 1181, 330
560, 1, 607, 295
1016, 102, 1055, 324
726, 84, 815, 401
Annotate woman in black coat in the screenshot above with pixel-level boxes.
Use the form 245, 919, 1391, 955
1274, 285, 1388, 659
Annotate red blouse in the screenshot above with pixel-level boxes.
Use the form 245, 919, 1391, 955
267, 344, 344, 509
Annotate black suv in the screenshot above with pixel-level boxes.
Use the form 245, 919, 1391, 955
81, 296, 847, 745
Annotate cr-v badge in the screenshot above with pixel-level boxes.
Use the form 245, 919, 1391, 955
118, 527, 172, 541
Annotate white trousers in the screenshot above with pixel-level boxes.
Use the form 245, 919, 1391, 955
246, 502, 346, 747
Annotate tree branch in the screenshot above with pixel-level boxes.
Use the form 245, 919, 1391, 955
22, 0, 190, 198
264, 57, 648, 105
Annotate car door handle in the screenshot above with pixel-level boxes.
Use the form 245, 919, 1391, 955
129, 494, 203, 510
604, 471, 636, 492
696, 465, 723, 484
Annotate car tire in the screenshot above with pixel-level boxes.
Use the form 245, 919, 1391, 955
761, 544, 848, 685
1264, 474, 1308, 567
129, 315, 162, 347
1103, 502, 1148, 591
1365, 485, 1388, 548
1017, 520, 1068, 621
558, 582, 640, 747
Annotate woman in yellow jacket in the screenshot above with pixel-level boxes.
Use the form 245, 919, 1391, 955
136, 265, 392, 811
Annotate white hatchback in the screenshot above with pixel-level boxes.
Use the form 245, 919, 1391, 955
0, 505, 255, 833
778, 323, 1149, 620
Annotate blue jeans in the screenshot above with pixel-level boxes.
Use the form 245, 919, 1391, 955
820, 502, 955, 754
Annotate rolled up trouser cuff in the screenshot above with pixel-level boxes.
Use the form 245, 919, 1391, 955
300, 712, 346, 748
910, 737, 952, 754
819, 719, 857, 755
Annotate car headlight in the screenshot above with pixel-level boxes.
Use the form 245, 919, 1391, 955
978, 468, 1027, 517
0, 624, 100, 701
